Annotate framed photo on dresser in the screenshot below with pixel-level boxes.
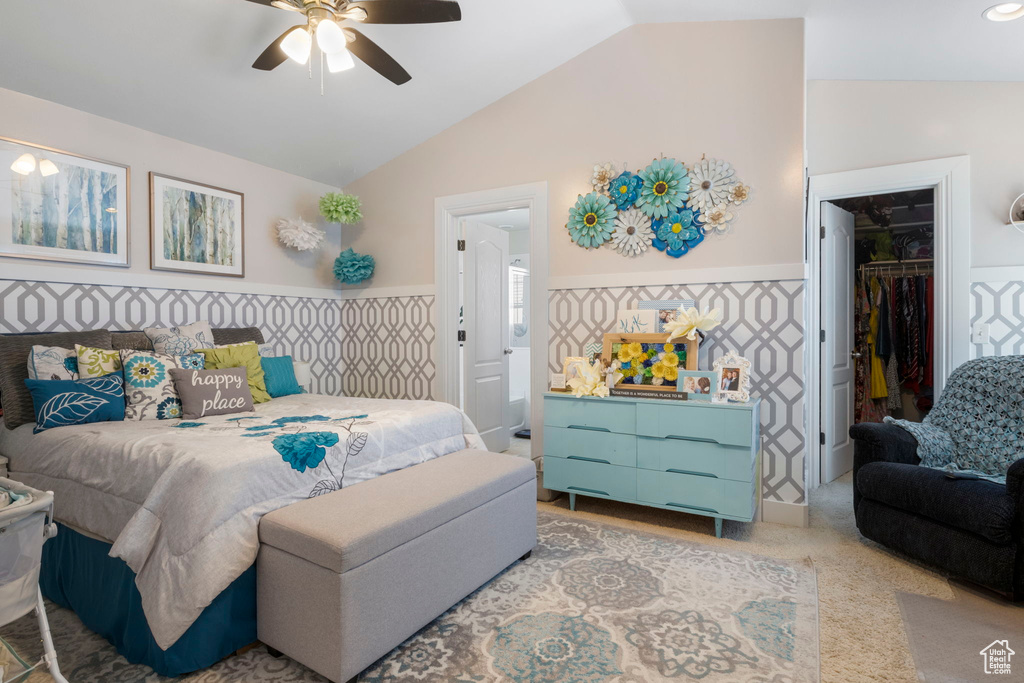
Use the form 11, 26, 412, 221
0, 136, 130, 267
150, 172, 244, 277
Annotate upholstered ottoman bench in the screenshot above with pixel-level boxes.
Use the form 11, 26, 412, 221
256, 450, 537, 683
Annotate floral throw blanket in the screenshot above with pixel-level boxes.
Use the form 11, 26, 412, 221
886, 355, 1024, 484
3, 394, 483, 650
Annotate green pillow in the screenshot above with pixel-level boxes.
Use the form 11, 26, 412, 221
196, 342, 271, 404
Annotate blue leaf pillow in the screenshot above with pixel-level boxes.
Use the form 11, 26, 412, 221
261, 356, 303, 398
24, 373, 126, 434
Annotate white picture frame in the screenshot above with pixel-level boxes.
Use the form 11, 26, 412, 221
639, 299, 696, 333
712, 350, 752, 402
0, 136, 130, 267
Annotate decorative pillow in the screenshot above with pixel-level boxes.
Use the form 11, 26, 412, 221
120, 350, 205, 420
145, 321, 215, 355
0, 329, 112, 430
76, 345, 123, 379
169, 368, 255, 420
261, 356, 303, 398
196, 343, 271, 404
27, 346, 79, 381
24, 373, 126, 434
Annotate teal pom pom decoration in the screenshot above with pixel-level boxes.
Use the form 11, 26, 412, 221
333, 248, 375, 285
319, 192, 363, 224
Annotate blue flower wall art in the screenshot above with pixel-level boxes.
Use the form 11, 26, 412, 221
567, 192, 617, 248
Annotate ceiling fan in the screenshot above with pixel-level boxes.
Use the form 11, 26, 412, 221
246, 0, 461, 85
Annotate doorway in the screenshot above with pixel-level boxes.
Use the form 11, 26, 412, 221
806, 157, 971, 489
434, 182, 549, 459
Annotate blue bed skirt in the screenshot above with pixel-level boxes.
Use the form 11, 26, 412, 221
40, 523, 257, 677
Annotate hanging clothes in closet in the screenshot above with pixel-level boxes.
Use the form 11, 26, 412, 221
853, 267, 934, 423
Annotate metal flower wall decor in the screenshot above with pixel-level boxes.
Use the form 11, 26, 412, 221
565, 155, 751, 258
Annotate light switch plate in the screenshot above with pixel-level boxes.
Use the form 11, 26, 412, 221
972, 323, 990, 345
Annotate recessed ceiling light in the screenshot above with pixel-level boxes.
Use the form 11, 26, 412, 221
983, 3, 1024, 21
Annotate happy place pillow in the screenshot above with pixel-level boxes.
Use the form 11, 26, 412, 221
120, 349, 205, 420
169, 367, 255, 420
24, 373, 126, 434
195, 342, 271, 404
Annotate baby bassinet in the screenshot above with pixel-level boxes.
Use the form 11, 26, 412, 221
0, 478, 67, 683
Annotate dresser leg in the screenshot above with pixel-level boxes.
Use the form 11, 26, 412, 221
714, 517, 723, 538
569, 492, 576, 511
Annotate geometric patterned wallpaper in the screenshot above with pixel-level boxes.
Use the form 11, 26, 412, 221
340, 295, 436, 400
0, 279, 345, 395
971, 281, 1024, 358
549, 281, 806, 504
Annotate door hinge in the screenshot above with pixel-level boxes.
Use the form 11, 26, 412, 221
456, 239, 466, 251
820, 329, 825, 343
820, 225, 825, 239
457, 330, 466, 342
819, 432, 826, 445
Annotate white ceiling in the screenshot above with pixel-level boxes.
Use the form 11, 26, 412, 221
0, 0, 1020, 187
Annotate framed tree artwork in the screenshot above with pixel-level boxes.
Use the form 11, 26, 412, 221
0, 136, 129, 267
150, 172, 244, 277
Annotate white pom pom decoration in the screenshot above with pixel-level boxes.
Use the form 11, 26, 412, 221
276, 217, 325, 251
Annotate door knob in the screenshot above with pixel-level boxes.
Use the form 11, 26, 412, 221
850, 351, 863, 359
504, 348, 513, 355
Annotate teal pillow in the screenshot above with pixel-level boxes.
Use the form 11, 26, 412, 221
24, 373, 126, 434
261, 356, 303, 398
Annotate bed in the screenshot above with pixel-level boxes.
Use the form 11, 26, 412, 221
0, 328, 484, 676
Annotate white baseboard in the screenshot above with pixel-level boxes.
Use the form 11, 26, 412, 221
760, 499, 809, 527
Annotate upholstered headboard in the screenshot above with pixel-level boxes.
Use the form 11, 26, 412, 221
0, 326, 266, 430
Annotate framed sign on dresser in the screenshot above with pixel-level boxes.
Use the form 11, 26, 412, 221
543, 392, 761, 537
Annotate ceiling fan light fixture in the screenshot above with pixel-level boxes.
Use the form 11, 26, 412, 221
281, 26, 312, 64
38, 159, 59, 177
316, 19, 348, 54
326, 48, 355, 72
10, 153, 35, 176
983, 3, 1024, 21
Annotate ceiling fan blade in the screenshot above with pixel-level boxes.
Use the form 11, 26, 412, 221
252, 25, 304, 71
350, 0, 461, 24
346, 29, 412, 84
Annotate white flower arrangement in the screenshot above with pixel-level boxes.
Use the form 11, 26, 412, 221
276, 217, 325, 251
665, 305, 723, 342
566, 359, 610, 398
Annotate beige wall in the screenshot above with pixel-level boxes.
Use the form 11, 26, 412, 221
0, 88, 342, 292
346, 19, 806, 289
807, 80, 1024, 270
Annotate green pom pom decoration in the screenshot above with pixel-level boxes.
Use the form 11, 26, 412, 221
319, 192, 363, 224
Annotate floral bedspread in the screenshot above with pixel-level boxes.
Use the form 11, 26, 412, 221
1, 393, 483, 650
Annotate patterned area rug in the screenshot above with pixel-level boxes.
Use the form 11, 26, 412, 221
3, 511, 819, 682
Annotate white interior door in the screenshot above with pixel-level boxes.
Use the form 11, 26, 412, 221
821, 201, 856, 483
463, 221, 510, 452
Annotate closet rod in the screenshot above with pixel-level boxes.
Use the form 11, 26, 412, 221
859, 258, 933, 276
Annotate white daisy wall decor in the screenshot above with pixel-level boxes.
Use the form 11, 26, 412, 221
611, 209, 654, 257
591, 162, 616, 195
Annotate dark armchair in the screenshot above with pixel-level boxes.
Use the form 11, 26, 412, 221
850, 421, 1024, 600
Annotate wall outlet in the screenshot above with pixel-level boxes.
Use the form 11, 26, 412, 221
972, 322, 991, 345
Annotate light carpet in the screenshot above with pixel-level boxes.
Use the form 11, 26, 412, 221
3, 511, 818, 683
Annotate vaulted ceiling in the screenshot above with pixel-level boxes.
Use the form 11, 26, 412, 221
0, 0, 1020, 187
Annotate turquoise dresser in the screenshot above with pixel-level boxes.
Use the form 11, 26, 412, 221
543, 392, 761, 537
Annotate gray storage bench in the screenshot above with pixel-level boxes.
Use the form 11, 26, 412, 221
256, 449, 537, 683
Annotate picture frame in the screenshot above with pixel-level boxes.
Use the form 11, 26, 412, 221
601, 333, 698, 394
712, 351, 753, 402
549, 373, 567, 391
150, 172, 244, 277
615, 309, 657, 334
0, 136, 130, 267
562, 356, 588, 382
639, 299, 695, 333
676, 370, 718, 401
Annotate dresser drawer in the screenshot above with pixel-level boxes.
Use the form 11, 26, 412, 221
544, 396, 636, 434
543, 456, 636, 501
636, 436, 754, 482
636, 469, 754, 520
636, 403, 754, 448
545, 427, 636, 467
